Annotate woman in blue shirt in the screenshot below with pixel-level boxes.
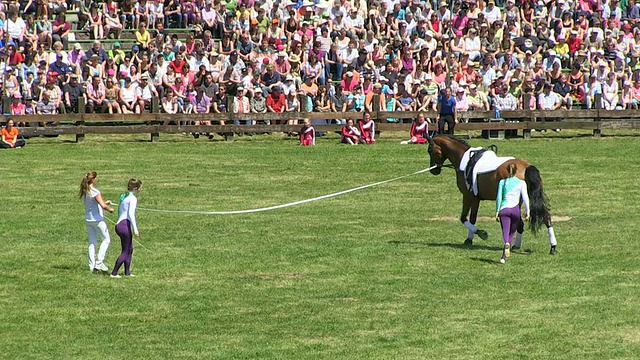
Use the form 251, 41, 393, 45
495, 164, 530, 264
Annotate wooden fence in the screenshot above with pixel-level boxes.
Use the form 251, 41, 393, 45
4, 95, 640, 142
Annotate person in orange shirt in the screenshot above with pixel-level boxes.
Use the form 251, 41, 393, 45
1, 119, 26, 149
365, 83, 386, 112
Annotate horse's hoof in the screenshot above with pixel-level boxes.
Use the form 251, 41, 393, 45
464, 239, 473, 247
476, 229, 488, 240
550, 246, 557, 255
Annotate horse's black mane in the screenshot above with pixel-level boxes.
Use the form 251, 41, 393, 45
433, 134, 470, 148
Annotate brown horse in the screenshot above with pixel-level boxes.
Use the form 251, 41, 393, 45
427, 135, 557, 254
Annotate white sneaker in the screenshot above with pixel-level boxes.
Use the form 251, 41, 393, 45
400, 140, 410, 145
110, 274, 121, 278
95, 263, 109, 271
127, 274, 136, 277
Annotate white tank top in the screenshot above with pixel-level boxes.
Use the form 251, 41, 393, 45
83, 187, 104, 222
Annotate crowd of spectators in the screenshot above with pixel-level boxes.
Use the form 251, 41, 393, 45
2, 0, 640, 128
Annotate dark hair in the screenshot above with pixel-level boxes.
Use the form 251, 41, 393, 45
127, 178, 142, 192
507, 163, 517, 177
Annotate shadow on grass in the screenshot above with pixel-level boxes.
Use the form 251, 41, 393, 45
469, 257, 502, 265
388, 240, 504, 251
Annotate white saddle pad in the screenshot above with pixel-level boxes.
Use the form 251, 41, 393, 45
459, 147, 514, 196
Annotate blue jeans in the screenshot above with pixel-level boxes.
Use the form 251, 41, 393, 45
325, 63, 344, 81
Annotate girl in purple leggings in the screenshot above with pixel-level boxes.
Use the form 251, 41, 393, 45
111, 179, 142, 278
495, 164, 530, 264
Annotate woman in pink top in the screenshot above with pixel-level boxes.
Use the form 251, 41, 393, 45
455, 88, 469, 112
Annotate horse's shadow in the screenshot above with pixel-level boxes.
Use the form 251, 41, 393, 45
389, 240, 504, 251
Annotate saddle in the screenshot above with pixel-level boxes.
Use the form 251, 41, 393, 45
459, 145, 514, 196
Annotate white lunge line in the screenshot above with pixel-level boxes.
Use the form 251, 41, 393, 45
137, 166, 437, 215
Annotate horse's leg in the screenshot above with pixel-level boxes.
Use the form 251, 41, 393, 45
460, 193, 474, 247
513, 218, 524, 250
470, 198, 488, 240
545, 215, 558, 255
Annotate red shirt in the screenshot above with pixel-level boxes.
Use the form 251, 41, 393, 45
567, 37, 582, 53
169, 60, 186, 73
266, 93, 286, 112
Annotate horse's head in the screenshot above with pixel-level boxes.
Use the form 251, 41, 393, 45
427, 136, 443, 175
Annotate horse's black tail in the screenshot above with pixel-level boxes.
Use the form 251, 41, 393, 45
525, 165, 550, 235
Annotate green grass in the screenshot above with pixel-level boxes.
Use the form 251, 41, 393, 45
1, 132, 640, 359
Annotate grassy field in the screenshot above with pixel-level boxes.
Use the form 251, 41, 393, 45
1, 132, 639, 359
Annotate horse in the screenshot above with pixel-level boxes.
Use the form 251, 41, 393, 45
427, 135, 557, 255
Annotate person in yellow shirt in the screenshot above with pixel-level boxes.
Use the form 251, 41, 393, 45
554, 35, 570, 68
1, 119, 26, 149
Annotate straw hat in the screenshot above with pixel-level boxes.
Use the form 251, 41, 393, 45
288, 54, 300, 63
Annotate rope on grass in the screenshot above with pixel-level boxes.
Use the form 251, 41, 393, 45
133, 166, 437, 216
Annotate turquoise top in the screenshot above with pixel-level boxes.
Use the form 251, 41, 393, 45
496, 176, 529, 214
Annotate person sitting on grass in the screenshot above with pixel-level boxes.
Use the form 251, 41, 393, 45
401, 113, 430, 144
358, 111, 375, 144
1, 119, 26, 149
299, 119, 315, 146
341, 119, 361, 145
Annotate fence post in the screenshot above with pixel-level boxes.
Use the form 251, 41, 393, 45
523, 93, 534, 140
150, 96, 160, 142
224, 96, 234, 141
75, 96, 86, 143
593, 93, 602, 138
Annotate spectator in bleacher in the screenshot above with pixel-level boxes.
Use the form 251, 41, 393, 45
250, 87, 268, 119
232, 86, 251, 125
494, 84, 518, 112
120, 77, 139, 114
63, 74, 84, 113
162, 87, 179, 114
136, 22, 152, 51
104, 78, 121, 114
137, 74, 158, 112
35, 13, 52, 49
5, 9, 27, 50
554, 74, 573, 110
86, 40, 109, 64
602, 71, 620, 110
266, 85, 286, 114
211, 83, 228, 117
10, 94, 26, 116
4, 67, 20, 98
52, 12, 70, 50
104, 7, 124, 40
149, 0, 165, 28
134, 0, 149, 29
164, 0, 183, 28
37, 91, 58, 115
88, 2, 105, 40
584, 73, 602, 110
86, 75, 106, 113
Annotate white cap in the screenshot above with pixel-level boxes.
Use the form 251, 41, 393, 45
425, 74, 433, 80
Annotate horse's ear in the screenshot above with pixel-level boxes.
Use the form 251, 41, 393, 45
427, 135, 433, 145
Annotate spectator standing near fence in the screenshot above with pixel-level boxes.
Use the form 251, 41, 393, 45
436, 88, 457, 135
